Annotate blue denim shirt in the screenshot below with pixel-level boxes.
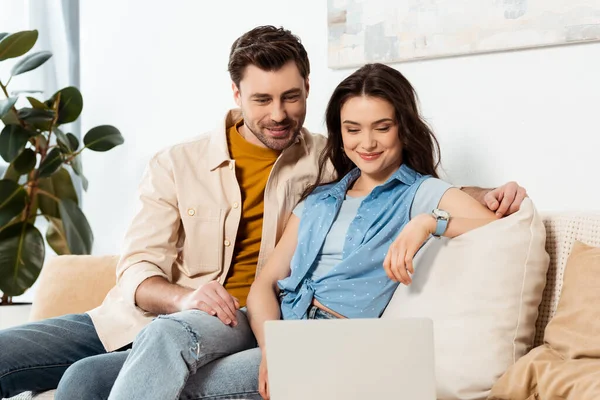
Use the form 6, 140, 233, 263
278, 164, 430, 320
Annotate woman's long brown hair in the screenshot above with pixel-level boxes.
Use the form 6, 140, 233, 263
302, 63, 441, 200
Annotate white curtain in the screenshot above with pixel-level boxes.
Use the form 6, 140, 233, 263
27, 0, 81, 137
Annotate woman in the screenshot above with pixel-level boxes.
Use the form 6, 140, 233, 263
246, 63, 498, 399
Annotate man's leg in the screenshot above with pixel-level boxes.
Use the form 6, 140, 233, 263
108, 309, 257, 400
181, 347, 262, 400
54, 347, 261, 400
0, 313, 106, 398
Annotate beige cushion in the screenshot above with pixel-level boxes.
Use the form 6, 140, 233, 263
381, 198, 549, 400
489, 241, 600, 400
534, 213, 600, 346
29, 255, 118, 321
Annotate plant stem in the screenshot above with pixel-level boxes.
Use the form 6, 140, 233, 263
1, 293, 10, 305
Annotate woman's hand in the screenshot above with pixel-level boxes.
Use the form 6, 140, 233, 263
259, 351, 270, 399
383, 214, 435, 285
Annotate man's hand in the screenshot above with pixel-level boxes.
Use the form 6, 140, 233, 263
259, 351, 270, 399
483, 181, 528, 217
177, 281, 240, 326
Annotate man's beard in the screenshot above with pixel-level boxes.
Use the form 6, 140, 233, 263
245, 119, 302, 151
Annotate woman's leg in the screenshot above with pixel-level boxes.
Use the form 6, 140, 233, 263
55, 351, 129, 400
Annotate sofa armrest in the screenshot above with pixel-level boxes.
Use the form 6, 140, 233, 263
29, 255, 119, 321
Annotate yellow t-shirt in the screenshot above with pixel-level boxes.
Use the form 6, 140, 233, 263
224, 120, 280, 306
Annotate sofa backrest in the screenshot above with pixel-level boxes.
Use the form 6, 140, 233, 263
535, 212, 600, 346
31, 212, 600, 345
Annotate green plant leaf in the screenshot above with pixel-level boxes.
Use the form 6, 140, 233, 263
45, 216, 70, 255
67, 133, 79, 151
13, 149, 37, 174
1, 109, 19, 125
0, 30, 38, 61
0, 124, 30, 163
11, 50, 52, 76
70, 154, 88, 191
17, 108, 54, 120
54, 127, 70, 151
17, 107, 55, 131
0, 222, 45, 296
2, 163, 22, 182
58, 198, 93, 255
37, 167, 78, 217
0, 33, 9, 41
0, 97, 18, 119
38, 148, 63, 178
0, 179, 27, 229
27, 96, 48, 110
83, 125, 124, 152
50, 86, 83, 124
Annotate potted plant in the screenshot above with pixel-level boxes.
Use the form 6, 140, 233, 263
0, 29, 124, 310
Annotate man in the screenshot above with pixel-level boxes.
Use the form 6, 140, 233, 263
0, 25, 527, 400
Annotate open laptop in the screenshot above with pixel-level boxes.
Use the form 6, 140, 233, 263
264, 318, 436, 400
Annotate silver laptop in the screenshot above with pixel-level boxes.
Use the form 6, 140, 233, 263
264, 318, 436, 400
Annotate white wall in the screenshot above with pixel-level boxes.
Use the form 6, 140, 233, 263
80, 0, 600, 256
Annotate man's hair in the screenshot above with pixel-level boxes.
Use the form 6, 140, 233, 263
228, 25, 310, 88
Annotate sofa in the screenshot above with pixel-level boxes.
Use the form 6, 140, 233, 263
6, 208, 600, 400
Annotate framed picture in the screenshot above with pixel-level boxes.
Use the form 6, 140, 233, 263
328, 0, 600, 68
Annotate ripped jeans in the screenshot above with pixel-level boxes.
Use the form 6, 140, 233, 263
107, 308, 259, 400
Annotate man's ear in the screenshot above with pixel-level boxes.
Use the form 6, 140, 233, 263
305, 78, 310, 99
232, 82, 242, 107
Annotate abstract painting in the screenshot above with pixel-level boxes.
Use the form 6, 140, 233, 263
328, 0, 600, 68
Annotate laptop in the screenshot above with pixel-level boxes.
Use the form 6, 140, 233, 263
264, 317, 436, 400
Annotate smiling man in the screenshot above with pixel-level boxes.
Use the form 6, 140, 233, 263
0, 25, 527, 400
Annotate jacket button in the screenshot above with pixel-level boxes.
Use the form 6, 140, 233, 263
224, 239, 231, 247
187, 208, 196, 216
233, 202, 239, 209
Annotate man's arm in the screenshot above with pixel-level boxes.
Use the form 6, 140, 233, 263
461, 181, 527, 217
136, 277, 239, 325
117, 153, 239, 324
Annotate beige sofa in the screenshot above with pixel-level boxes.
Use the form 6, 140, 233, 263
7, 211, 600, 400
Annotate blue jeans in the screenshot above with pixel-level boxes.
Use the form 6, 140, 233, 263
0, 313, 262, 400
107, 308, 259, 400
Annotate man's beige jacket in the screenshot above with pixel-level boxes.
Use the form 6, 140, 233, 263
88, 109, 326, 351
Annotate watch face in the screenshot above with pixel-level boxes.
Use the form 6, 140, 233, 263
433, 209, 450, 219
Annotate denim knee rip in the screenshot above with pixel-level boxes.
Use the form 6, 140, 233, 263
155, 313, 228, 375
156, 315, 201, 370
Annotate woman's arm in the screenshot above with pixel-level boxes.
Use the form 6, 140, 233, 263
247, 214, 300, 350
384, 187, 498, 284
437, 187, 498, 237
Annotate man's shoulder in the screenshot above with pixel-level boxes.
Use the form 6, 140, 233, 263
300, 129, 327, 152
150, 131, 215, 166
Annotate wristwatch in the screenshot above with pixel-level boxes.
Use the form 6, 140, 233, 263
431, 208, 450, 237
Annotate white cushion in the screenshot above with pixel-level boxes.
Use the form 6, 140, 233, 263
381, 198, 549, 400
